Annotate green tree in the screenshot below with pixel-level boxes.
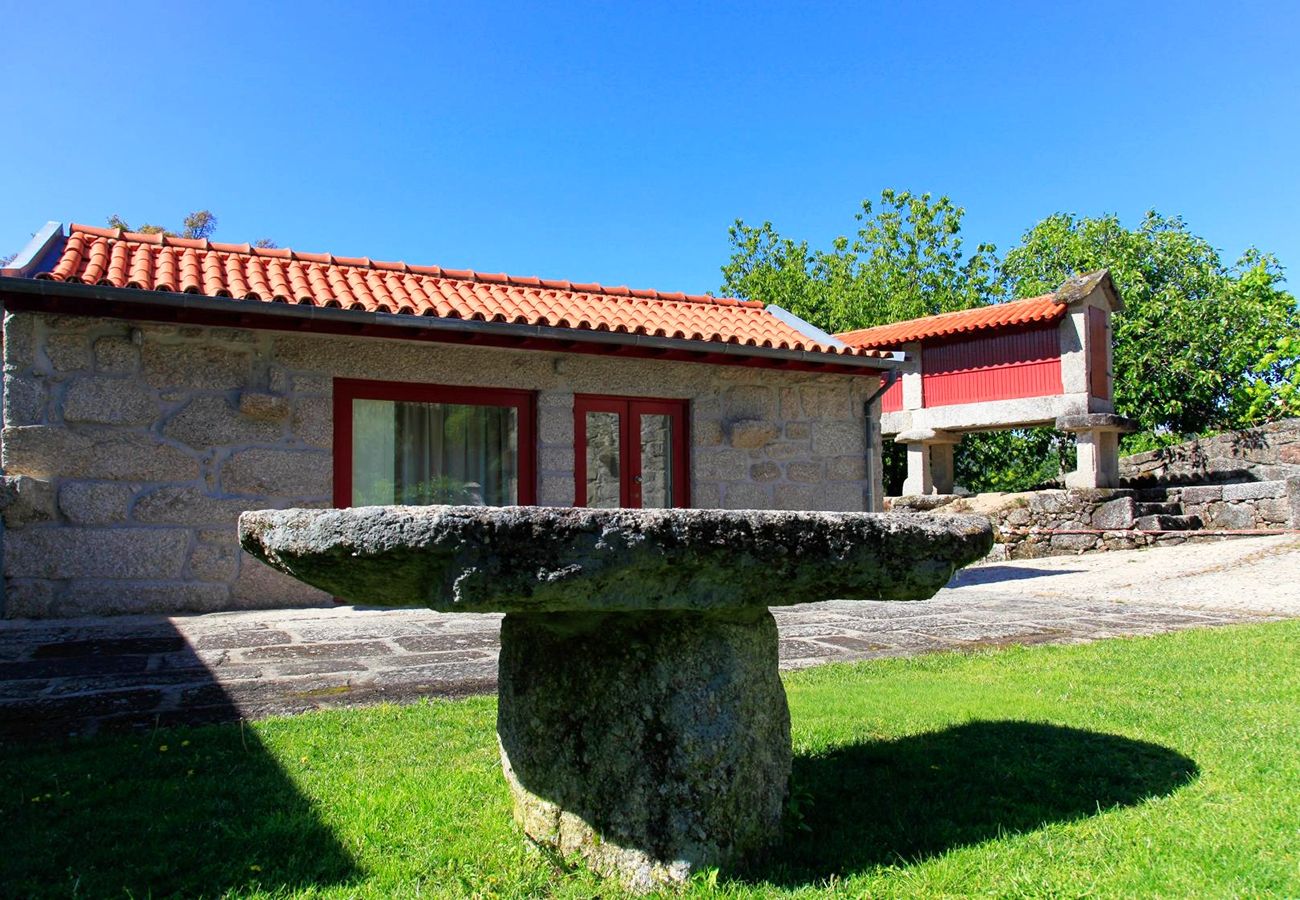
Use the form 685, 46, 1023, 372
720, 189, 1003, 332
1002, 212, 1299, 446
106, 210, 217, 239
105, 211, 277, 249
721, 189, 1056, 493
719, 197, 1300, 492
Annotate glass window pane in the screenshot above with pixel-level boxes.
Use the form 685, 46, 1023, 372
585, 411, 622, 508
352, 398, 518, 506
639, 414, 673, 509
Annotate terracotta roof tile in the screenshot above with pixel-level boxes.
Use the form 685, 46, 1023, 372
35, 224, 885, 359
836, 295, 1066, 349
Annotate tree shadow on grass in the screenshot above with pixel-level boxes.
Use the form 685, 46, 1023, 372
741, 720, 1198, 887
0, 716, 358, 898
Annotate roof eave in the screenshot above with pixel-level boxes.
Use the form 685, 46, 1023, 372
0, 276, 901, 374
0, 221, 65, 279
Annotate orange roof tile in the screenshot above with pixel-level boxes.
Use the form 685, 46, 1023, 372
836, 295, 1066, 349
36, 224, 882, 358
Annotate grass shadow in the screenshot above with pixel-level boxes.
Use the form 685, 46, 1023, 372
0, 721, 359, 897
742, 720, 1198, 886
0, 619, 360, 898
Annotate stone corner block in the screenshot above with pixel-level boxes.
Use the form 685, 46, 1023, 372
0, 475, 58, 527
1055, 413, 1138, 434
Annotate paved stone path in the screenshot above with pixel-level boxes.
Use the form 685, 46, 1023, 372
1, 535, 1295, 740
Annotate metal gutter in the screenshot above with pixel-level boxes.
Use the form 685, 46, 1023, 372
862, 369, 899, 511
0, 221, 65, 278
0, 276, 904, 373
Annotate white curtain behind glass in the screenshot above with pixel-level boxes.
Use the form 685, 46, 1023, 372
352, 399, 517, 506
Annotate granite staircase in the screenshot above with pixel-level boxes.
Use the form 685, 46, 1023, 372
1132, 491, 1203, 532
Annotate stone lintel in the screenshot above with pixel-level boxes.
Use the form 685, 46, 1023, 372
1055, 413, 1138, 434
894, 428, 963, 445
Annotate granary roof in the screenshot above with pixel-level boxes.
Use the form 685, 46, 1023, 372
835, 270, 1118, 350
0, 223, 892, 370
836, 294, 1067, 350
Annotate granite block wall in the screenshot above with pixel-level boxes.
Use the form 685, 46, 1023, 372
0, 311, 882, 617
892, 480, 1298, 560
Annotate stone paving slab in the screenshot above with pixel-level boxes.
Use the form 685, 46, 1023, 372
0, 536, 1294, 741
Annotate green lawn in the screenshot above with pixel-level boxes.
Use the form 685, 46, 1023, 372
3, 620, 1297, 898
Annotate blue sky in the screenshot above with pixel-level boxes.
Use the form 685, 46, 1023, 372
2, 1, 1296, 294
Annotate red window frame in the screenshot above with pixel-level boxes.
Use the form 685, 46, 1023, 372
332, 378, 537, 508
573, 394, 690, 508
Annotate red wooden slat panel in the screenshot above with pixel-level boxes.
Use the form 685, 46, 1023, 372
880, 378, 903, 412
920, 325, 1063, 407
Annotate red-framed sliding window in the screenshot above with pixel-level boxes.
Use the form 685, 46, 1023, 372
333, 378, 536, 508
574, 395, 689, 509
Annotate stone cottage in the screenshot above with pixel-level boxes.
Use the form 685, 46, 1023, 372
0, 222, 901, 618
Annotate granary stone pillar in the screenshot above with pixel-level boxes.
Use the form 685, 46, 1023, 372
897, 428, 962, 495
1056, 414, 1137, 489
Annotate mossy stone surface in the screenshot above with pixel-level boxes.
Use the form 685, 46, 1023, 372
238, 505, 992, 612
497, 608, 790, 890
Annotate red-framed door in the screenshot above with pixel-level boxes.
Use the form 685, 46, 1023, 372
574, 395, 689, 508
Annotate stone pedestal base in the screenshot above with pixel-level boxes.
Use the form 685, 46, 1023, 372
496, 609, 791, 891
897, 429, 963, 495
1057, 414, 1138, 490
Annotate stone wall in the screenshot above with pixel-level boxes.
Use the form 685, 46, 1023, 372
891, 480, 1299, 560
0, 310, 881, 618
1169, 480, 1300, 531
892, 490, 1152, 558
1120, 419, 1300, 485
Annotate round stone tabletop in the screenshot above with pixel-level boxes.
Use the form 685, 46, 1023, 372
239, 505, 993, 614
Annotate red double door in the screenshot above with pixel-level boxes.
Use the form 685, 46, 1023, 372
574, 395, 689, 509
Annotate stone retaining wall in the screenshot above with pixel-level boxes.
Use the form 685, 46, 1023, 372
1167, 480, 1300, 531
0, 311, 881, 618
891, 480, 1299, 559
1120, 418, 1300, 485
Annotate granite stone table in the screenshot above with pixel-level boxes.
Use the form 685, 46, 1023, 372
239, 505, 991, 890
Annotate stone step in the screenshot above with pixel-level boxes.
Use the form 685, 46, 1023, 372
1134, 487, 1177, 503
1134, 514, 1203, 531
1136, 501, 1183, 516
